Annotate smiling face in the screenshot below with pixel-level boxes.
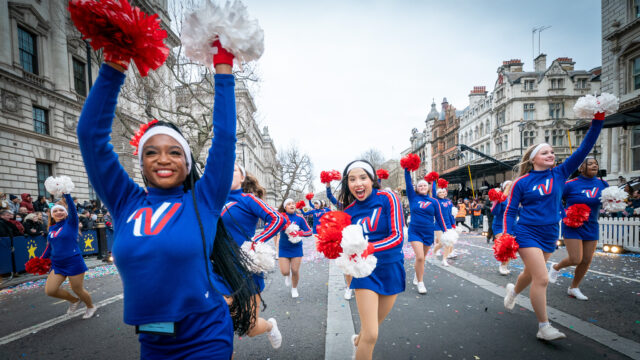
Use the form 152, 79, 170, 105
348, 168, 373, 201
52, 206, 67, 222
580, 158, 599, 178
531, 145, 555, 170
231, 164, 245, 191
141, 134, 188, 189
416, 182, 429, 195
437, 189, 447, 199
285, 201, 296, 214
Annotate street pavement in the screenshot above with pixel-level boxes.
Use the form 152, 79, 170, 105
0, 232, 638, 359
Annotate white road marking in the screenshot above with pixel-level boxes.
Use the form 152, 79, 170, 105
325, 261, 356, 360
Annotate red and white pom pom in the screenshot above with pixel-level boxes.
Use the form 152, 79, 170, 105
488, 188, 503, 202
424, 171, 439, 182
437, 178, 449, 189
44, 176, 75, 197
340, 225, 369, 255
295, 200, 306, 209
335, 248, 377, 278
320, 171, 333, 184
330, 170, 342, 181
601, 186, 628, 213
25, 257, 51, 275
493, 234, 519, 262
241, 241, 275, 273
285, 223, 303, 244
441, 229, 458, 247
573, 92, 619, 119
305, 193, 314, 201
563, 204, 591, 228
315, 211, 351, 259
68, 0, 169, 76
376, 169, 389, 180
400, 153, 421, 171
181, 0, 264, 67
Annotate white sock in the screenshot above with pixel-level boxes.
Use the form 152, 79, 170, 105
539, 321, 550, 329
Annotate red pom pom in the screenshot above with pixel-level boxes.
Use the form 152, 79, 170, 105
295, 200, 306, 209
320, 171, 333, 184
330, 170, 342, 181
437, 178, 449, 189
68, 0, 169, 77
563, 204, 591, 228
424, 171, 439, 182
488, 188, 503, 202
492, 234, 519, 262
305, 193, 314, 201
25, 257, 51, 275
315, 211, 351, 259
400, 153, 421, 171
376, 169, 389, 180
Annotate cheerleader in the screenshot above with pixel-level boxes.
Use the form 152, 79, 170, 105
404, 169, 447, 294
339, 160, 405, 359
301, 197, 324, 234
430, 184, 456, 266
41, 192, 96, 319
549, 158, 607, 300
490, 181, 513, 275
221, 164, 284, 348
502, 114, 604, 340
326, 182, 354, 300
277, 199, 312, 298
77, 50, 258, 357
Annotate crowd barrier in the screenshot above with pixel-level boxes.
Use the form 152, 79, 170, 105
0, 229, 114, 274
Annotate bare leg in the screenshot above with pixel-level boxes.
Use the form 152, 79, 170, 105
344, 274, 352, 288
517, 247, 552, 322
572, 241, 597, 288
377, 294, 398, 325
553, 238, 582, 271
68, 273, 93, 308
290, 257, 302, 288
279, 257, 291, 277
432, 231, 443, 255
410, 241, 426, 282
44, 271, 78, 302
247, 294, 273, 337
354, 289, 380, 359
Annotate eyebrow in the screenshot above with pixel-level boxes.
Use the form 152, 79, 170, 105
143, 145, 183, 151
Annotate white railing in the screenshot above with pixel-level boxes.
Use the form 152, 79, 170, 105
598, 217, 640, 252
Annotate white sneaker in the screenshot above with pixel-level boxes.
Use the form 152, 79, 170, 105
267, 318, 282, 349
417, 282, 427, 294
536, 324, 566, 341
447, 251, 458, 259
351, 334, 358, 360
344, 288, 352, 300
284, 274, 291, 287
504, 283, 516, 310
67, 300, 81, 315
499, 264, 511, 275
548, 264, 560, 284
291, 287, 299, 298
82, 306, 97, 319
567, 287, 588, 301
413, 274, 418, 285
442, 259, 449, 267
436, 250, 442, 257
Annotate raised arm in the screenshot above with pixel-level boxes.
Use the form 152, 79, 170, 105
558, 119, 604, 179
369, 191, 404, 252
404, 169, 416, 202
77, 64, 144, 215
432, 198, 447, 230
246, 194, 285, 243
326, 184, 342, 208
63, 194, 78, 230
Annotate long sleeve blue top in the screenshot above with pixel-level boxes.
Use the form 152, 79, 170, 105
278, 212, 312, 245
563, 175, 608, 223
41, 194, 81, 260
326, 186, 342, 209
344, 189, 405, 264
491, 200, 506, 235
221, 189, 285, 245
431, 181, 454, 229
404, 170, 446, 232
503, 119, 603, 234
77, 64, 236, 326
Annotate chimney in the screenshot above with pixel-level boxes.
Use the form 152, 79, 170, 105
556, 57, 575, 71
502, 59, 523, 72
534, 53, 546, 72
469, 86, 487, 106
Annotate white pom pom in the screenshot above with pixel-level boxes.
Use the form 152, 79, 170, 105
573, 94, 599, 119
597, 93, 619, 115
241, 241, 275, 273
284, 223, 302, 244
441, 229, 459, 247
340, 225, 368, 255
181, 0, 264, 67
451, 206, 458, 217
601, 186, 628, 213
335, 253, 377, 278
44, 176, 75, 197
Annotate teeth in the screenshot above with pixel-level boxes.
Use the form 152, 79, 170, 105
157, 170, 173, 175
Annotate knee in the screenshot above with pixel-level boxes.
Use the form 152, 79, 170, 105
359, 328, 379, 346
533, 274, 549, 288
414, 253, 425, 263
44, 287, 56, 297
566, 255, 582, 266
70, 284, 85, 294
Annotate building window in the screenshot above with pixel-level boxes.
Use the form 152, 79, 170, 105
72, 58, 87, 96
33, 106, 49, 135
576, 78, 588, 89
550, 78, 564, 89
632, 126, 640, 170
574, 129, 587, 146
485, 142, 490, 155
497, 110, 505, 126
496, 137, 503, 153
36, 162, 52, 199
523, 131, 536, 147
496, 89, 504, 100
524, 79, 535, 91
551, 129, 564, 146
634, 0, 640, 19
523, 103, 535, 120
633, 57, 640, 91
549, 102, 563, 119
503, 135, 508, 150
18, 27, 38, 74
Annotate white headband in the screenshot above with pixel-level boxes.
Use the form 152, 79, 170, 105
346, 161, 374, 178
437, 188, 447, 194
51, 204, 67, 214
237, 164, 246, 177
138, 126, 192, 173
283, 198, 294, 206
529, 143, 550, 161
416, 179, 429, 187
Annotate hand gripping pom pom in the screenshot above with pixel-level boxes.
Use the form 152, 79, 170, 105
425, 171, 439, 182
305, 193, 314, 201
340, 225, 369, 255
451, 206, 458, 217
573, 92, 619, 119
285, 223, 303, 244
563, 204, 591, 228
25, 257, 51, 275
181, 0, 264, 67
400, 153, 421, 171
493, 234, 519, 262
295, 200, 306, 209
601, 186, 628, 213
315, 211, 351, 259
68, 0, 169, 76
44, 176, 75, 197
441, 229, 458, 247
488, 188, 503, 202
437, 178, 449, 189
241, 241, 275, 273
335, 251, 377, 278
376, 169, 389, 180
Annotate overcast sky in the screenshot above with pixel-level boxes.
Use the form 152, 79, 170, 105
229, 0, 601, 190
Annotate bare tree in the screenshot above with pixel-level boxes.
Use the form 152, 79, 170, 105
272, 144, 314, 204
359, 148, 386, 169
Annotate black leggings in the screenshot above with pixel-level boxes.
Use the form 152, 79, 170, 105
455, 218, 471, 231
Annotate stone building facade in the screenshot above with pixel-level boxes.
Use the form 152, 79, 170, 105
431, 98, 462, 177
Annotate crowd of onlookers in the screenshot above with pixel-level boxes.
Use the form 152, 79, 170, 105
0, 192, 113, 238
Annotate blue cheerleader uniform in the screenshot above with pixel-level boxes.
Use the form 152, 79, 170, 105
221, 189, 285, 293
562, 175, 608, 241
301, 200, 325, 234
41, 193, 88, 276
404, 170, 447, 246
503, 119, 603, 253
77, 64, 236, 359
344, 189, 406, 295
278, 212, 312, 258
432, 182, 455, 232
326, 186, 343, 209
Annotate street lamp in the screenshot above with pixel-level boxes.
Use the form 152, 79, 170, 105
518, 118, 525, 157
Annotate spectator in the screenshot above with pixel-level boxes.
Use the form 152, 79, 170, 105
618, 176, 626, 186
79, 210, 95, 230
632, 190, 640, 209
104, 211, 113, 229
23, 212, 46, 237
471, 199, 483, 231
16, 207, 28, 223
20, 193, 34, 213
8, 195, 20, 214
33, 195, 49, 212
42, 207, 50, 224
0, 210, 24, 237
0, 192, 9, 210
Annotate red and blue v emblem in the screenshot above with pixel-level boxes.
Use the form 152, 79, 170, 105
582, 187, 599, 198
532, 179, 553, 196
418, 201, 432, 209
127, 202, 181, 237
357, 207, 381, 234
49, 227, 63, 238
